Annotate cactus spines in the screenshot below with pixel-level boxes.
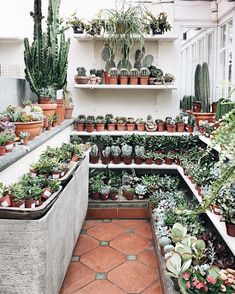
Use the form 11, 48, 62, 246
130, 68, 139, 77
24, 0, 70, 100
109, 67, 119, 77
135, 145, 145, 158
140, 67, 150, 77
194, 64, 202, 102
102, 146, 111, 158
121, 144, 133, 157
119, 68, 129, 77
111, 146, 121, 157
201, 62, 210, 112
90, 144, 99, 157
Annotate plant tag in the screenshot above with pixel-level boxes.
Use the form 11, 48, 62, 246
31, 203, 36, 209
52, 173, 60, 179
43, 189, 52, 198
6, 143, 13, 150
20, 203, 25, 209
1, 200, 9, 207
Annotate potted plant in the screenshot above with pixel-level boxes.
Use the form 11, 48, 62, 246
144, 151, 154, 165
166, 118, 176, 132
135, 184, 147, 199
136, 118, 145, 132
110, 187, 119, 200
163, 73, 175, 84
119, 68, 129, 85
46, 115, 53, 131
19, 131, 30, 145
0, 182, 11, 207
111, 146, 122, 164
145, 11, 171, 35
0, 133, 8, 156
5, 133, 15, 153
186, 115, 195, 133
10, 182, 25, 208
76, 115, 86, 131
139, 67, 150, 85
74, 66, 89, 84
134, 145, 145, 164
145, 115, 157, 132
126, 117, 135, 131
63, 84, 74, 119
129, 68, 139, 85
89, 175, 103, 200
109, 67, 119, 85
100, 185, 110, 200
121, 144, 133, 165
116, 117, 126, 131
122, 185, 135, 200
148, 66, 163, 85
96, 116, 106, 132
220, 186, 235, 237
154, 153, 164, 165
89, 144, 99, 164
101, 146, 111, 165
65, 12, 85, 34
106, 115, 116, 131
25, 186, 43, 208
86, 16, 105, 36
89, 74, 97, 85
175, 114, 185, 132
52, 113, 59, 128
156, 119, 165, 132
164, 153, 175, 165
86, 115, 96, 132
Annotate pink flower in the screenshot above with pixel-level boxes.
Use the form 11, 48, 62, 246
183, 272, 190, 280
206, 276, 217, 285
201, 271, 206, 276
193, 278, 200, 286
186, 281, 191, 289
195, 282, 205, 289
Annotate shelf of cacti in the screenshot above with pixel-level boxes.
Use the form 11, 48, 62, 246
74, 84, 177, 90
0, 142, 86, 218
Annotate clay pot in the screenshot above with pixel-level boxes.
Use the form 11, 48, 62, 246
193, 101, 202, 112
0, 145, 6, 156
11, 199, 25, 208
64, 106, 74, 119
113, 156, 122, 164
117, 123, 126, 131
25, 198, 37, 209
177, 123, 185, 132
195, 185, 202, 195
186, 125, 194, 133
96, 124, 105, 132
39, 97, 52, 104
91, 192, 100, 200
119, 76, 128, 85
21, 138, 29, 145
129, 77, 139, 85
136, 124, 145, 132
157, 123, 165, 132
36, 103, 57, 122
126, 124, 135, 131
165, 158, 173, 165
212, 102, 217, 113
103, 71, 110, 84
226, 223, 235, 237
155, 158, 163, 165
55, 99, 65, 125
90, 156, 99, 164
124, 191, 134, 200
107, 123, 116, 131
123, 156, 132, 165
52, 171, 61, 179
14, 121, 43, 140
5, 140, 14, 153
77, 123, 85, 132
140, 77, 149, 85
74, 76, 89, 84
193, 112, 215, 126
71, 154, 80, 162
100, 193, 109, 200
101, 156, 111, 165
86, 124, 95, 132
0, 195, 11, 207
35, 196, 42, 207
134, 157, 143, 165
109, 77, 118, 85
145, 158, 153, 165
166, 125, 176, 132
110, 193, 118, 200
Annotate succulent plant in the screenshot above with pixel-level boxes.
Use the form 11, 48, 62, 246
159, 236, 171, 246
102, 146, 111, 158
90, 144, 99, 157
135, 145, 145, 158
135, 184, 147, 195
119, 68, 129, 77
163, 73, 174, 84
76, 67, 87, 76
109, 67, 119, 77
170, 223, 188, 243
121, 144, 132, 157
111, 146, 121, 157
130, 68, 139, 77
140, 67, 150, 77
19, 131, 30, 139
142, 55, 154, 67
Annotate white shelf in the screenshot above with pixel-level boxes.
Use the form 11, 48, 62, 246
71, 130, 197, 136
0, 36, 24, 43
74, 34, 178, 42
74, 84, 177, 90
89, 162, 178, 169
199, 135, 221, 153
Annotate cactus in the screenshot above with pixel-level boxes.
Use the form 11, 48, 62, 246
121, 144, 133, 157
142, 55, 154, 67
134, 145, 145, 158
109, 67, 119, 77
90, 144, 99, 157
215, 98, 235, 120
194, 64, 202, 102
102, 146, 111, 158
76, 67, 86, 76
111, 146, 121, 157
135, 49, 144, 63
201, 62, 210, 112
119, 68, 129, 77
101, 45, 116, 71
130, 68, 139, 77
24, 0, 70, 100
117, 59, 132, 71
140, 67, 150, 77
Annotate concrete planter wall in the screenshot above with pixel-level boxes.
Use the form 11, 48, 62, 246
0, 155, 89, 294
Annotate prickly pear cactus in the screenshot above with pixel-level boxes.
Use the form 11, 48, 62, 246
142, 55, 154, 67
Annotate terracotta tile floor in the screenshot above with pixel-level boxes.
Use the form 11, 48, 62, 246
60, 219, 163, 294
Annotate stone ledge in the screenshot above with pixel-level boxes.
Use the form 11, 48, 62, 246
0, 119, 75, 172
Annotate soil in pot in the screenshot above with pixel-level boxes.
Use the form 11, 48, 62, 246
90, 156, 99, 164
91, 192, 100, 200
126, 124, 135, 131
129, 77, 138, 85
136, 124, 145, 132
123, 156, 132, 165
113, 156, 122, 164
117, 123, 126, 131
0, 195, 11, 207
77, 123, 85, 132
226, 223, 235, 237
86, 124, 95, 132
134, 157, 143, 165
177, 123, 185, 132
119, 77, 128, 85
107, 123, 116, 131
96, 124, 105, 132
0, 145, 6, 156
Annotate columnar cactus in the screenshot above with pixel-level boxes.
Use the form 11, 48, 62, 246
24, 0, 70, 100
201, 62, 210, 112
194, 64, 202, 102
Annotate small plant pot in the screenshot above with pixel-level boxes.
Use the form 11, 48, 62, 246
140, 77, 149, 85
46, 124, 52, 131
148, 77, 156, 85
11, 199, 25, 208
177, 123, 185, 132
100, 193, 109, 200
165, 158, 173, 165
25, 198, 37, 209
186, 125, 194, 133
136, 124, 145, 132
166, 125, 176, 132
117, 123, 126, 131
126, 124, 135, 131
129, 77, 139, 85
52, 171, 61, 179
77, 123, 85, 132
21, 138, 29, 145
157, 123, 165, 132
91, 192, 100, 200
107, 123, 116, 131
110, 193, 118, 200
123, 156, 132, 165
0, 195, 11, 207
145, 158, 153, 165
74, 76, 89, 84
71, 154, 80, 162
96, 124, 105, 132
109, 77, 118, 85
226, 223, 235, 237
101, 157, 111, 165
73, 25, 84, 34
41, 188, 52, 200
90, 156, 99, 164
193, 101, 202, 112
103, 71, 110, 84
86, 124, 95, 132
137, 194, 144, 200
5, 140, 14, 153
155, 158, 163, 165
119, 76, 129, 85
35, 196, 42, 207
124, 191, 134, 200
0, 145, 6, 156
134, 157, 143, 165
212, 204, 221, 215
113, 156, 122, 164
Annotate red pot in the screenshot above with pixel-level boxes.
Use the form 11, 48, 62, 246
101, 157, 110, 165
96, 124, 105, 132
0, 145, 6, 156
117, 124, 126, 131
186, 125, 194, 133
25, 198, 37, 209
177, 123, 185, 132
165, 158, 173, 165
110, 193, 118, 200
126, 124, 135, 131
157, 123, 165, 132
226, 223, 235, 237
35, 196, 42, 207
41, 188, 52, 199
155, 158, 163, 165
107, 124, 116, 131
103, 71, 110, 84
123, 156, 132, 165
71, 154, 80, 162
125, 191, 134, 200
129, 77, 139, 85
140, 77, 149, 85
39, 97, 52, 104
86, 124, 95, 132
136, 124, 145, 132
113, 156, 122, 164
166, 125, 176, 132
91, 192, 100, 200
134, 157, 143, 165
77, 123, 85, 132
100, 193, 109, 200
119, 76, 128, 85
109, 77, 118, 85
90, 156, 99, 164
11, 199, 25, 208
145, 158, 153, 165
0, 195, 11, 207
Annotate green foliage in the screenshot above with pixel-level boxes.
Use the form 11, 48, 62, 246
201, 62, 210, 112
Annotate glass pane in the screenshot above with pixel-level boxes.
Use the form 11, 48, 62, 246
221, 25, 226, 48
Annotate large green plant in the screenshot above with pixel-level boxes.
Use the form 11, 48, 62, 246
24, 0, 70, 100
194, 63, 210, 112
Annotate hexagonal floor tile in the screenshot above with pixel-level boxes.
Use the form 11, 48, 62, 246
134, 222, 153, 240
138, 247, 158, 267
80, 246, 125, 272
142, 281, 163, 294
60, 262, 95, 293
112, 219, 147, 229
110, 233, 151, 255
73, 234, 100, 256
87, 223, 123, 241
108, 261, 157, 293
76, 280, 126, 294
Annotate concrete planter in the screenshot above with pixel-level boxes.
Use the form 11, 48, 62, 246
0, 156, 89, 294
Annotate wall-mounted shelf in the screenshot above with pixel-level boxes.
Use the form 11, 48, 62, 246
71, 130, 196, 136
74, 34, 178, 42
0, 36, 24, 43
74, 84, 177, 90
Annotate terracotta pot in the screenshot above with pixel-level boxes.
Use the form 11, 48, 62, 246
100, 193, 109, 200
134, 157, 143, 165
165, 158, 173, 165
117, 123, 126, 131
195, 185, 202, 195
52, 171, 61, 179
140, 77, 149, 85
25, 198, 37, 209
107, 123, 116, 131
0, 145, 6, 156
101, 157, 110, 165
44, 117, 49, 129
119, 76, 129, 85
71, 154, 80, 162
136, 124, 145, 132
113, 156, 122, 164
5, 140, 14, 153
39, 97, 52, 104
96, 124, 105, 132
11, 199, 25, 208
226, 223, 235, 237
77, 123, 85, 132
110, 193, 118, 200
193, 101, 202, 112
145, 158, 153, 165
177, 123, 185, 132
193, 112, 215, 126
109, 77, 118, 85
123, 156, 132, 165
35, 196, 42, 207
91, 192, 100, 200
55, 99, 65, 125
74, 76, 89, 84
86, 124, 95, 132
103, 71, 110, 84
14, 120, 43, 140
166, 125, 176, 132
21, 138, 29, 145
155, 158, 163, 165
90, 156, 99, 164
186, 125, 194, 133
125, 191, 134, 200
64, 106, 74, 119
129, 77, 139, 85
126, 124, 135, 131
35, 103, 57, 122
0, 195, 11, 207
157, 123, 165, 132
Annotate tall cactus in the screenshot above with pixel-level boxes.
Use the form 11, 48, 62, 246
201, 62, 210, 112
194, 64, 202, 102
24, 0, 70, 100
